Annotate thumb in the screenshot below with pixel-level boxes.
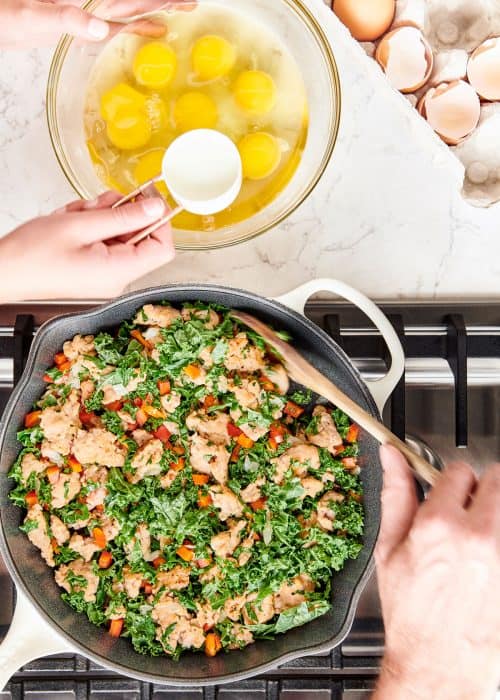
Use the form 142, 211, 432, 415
375, 445, 419, 565
35, 2, 110, 41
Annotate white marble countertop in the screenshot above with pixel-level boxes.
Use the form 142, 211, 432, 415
0, 0, 498, 302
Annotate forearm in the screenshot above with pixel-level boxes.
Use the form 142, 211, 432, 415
373, 654, 497, 700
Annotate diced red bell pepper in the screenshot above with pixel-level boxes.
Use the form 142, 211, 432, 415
135, 408, 148, 427
104, 400, 123, 412
157, 379, 171, 396
284, 401, 305, 418
227, 422, 243, 438
153, 424, 171, 444
54, 352, 68, 367
152, 556, 166, 569
346, 424, 359, 443
25, 491, 38, 507
109, 619, 124, 638
24, 411, 42, 429
204, 632, 222, 657
250, 497, 267, 511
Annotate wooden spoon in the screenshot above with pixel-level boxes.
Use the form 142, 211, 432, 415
232, 310, 440, 486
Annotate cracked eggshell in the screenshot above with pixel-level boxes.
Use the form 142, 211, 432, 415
333, 0, 396, 42
421, 80, 481, 145
467, 37, 500, 101
429, 49, 468, 87
375, 26, 433, 93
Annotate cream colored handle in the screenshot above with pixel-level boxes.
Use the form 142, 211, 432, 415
308, 369, 439, 486
275, 279, 405, 413
0, 589, 70, 690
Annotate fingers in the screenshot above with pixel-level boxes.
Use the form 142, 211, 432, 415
469, 463, 500, 535
63, 197, 167, 244
52, 191, 121, 215
35, 1, 109, 41
422, 461, 476, 515
376, 445, 419, 563
95, 0, 195, 19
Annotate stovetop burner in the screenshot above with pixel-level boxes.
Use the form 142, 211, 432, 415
1, 298, 499, 699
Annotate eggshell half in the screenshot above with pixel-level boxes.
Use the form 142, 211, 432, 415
422, 80, 481, 145
467, 37, 500, 101
376, 26, 434, 93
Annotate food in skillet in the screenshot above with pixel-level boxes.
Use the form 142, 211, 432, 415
9, 303, 364, 659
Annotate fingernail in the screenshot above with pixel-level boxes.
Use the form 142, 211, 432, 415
142, 198, 166, 218
88, 18, 109, 40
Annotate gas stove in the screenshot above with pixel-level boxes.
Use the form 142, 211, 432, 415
1, 298, 499, 699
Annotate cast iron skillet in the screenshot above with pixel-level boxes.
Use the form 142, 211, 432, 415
0, 280, 404, 687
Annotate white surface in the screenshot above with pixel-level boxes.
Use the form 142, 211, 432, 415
162, 129, 242, 215
0, 1, 499, 301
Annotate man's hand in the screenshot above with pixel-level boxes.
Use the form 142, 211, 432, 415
0, 0, 194, 49
0, 192, 175, 301
374, 446, 500, 700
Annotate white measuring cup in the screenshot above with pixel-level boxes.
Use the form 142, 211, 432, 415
112, 129, 243, 245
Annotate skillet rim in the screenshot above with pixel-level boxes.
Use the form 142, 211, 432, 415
0, 283, 381, 685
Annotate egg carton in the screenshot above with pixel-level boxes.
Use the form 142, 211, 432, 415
326, 0, 500, 208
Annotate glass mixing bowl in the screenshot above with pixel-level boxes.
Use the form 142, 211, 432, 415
47, 0, 341, 250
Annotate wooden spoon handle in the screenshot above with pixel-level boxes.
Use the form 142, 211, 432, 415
309, 373, 440, 486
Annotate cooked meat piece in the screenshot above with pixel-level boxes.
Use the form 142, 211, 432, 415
131, 429, 153, 447
40, 390, 81, 456
117, 409, 136, 431
123, 567, 143, 598
63, 334, 95, 361
198, 346, 214, 368
55, 558, 99, 602
151, 593, 189, 630
50, 514, 70, 546
51, 471, 81, 509
154, 565, 190, 593
129, 523, 154, 561
209, 485, 244, 521
160, 469, 178, 490
264, 363, 290, 395
21, 453, 46, 484
239, 478, 265, 503
228, 377, 263, 410
86, 486, 107, 510
228, 624, 254, 649
142, 326, 164, 345
224, 594, 247, 622
190, 433, 229, 485
102, 372, 144, 405
182, 365, 207, 386
182, 307, 220, 329
300, 477, 324, 500
271, 444, 320, 485
237, 534, 255, 567
243, 593, 275, 625
72, 428, 126, 467
80, 379, 95, 403
322, 471, 336, 484
229, 410, 269, 443
134, 304, 181, 328
160, 392, 182, 414
210, 520, 246, 558
274, 574, 315, 613
165, 619, 205, 652
25, 505, 54, 567
82, 465, 108, 510
194, 601, 222, 629
68, 534, 99, 562
186, 411, 230, 445
99, 516, 121, 542
199, 564, 220, 583
128, 439, 163, 483
224, 333, 265, 373
316, 491, 345, 532
307, 406, 343, 454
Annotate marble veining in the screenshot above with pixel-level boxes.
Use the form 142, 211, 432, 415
0, 1, 498, 301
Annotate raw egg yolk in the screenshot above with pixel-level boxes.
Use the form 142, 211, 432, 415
173, 92, 218, 132
134, 149, 169, 198
107, 108, 152, 150
191, 35, 236, 81
233, 70, 276, 115
100, 83, 146, 122
133, 42, 177, 89
238, 131, 281, 180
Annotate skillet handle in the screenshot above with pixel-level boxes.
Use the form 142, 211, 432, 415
0, 589, 70, 690
275, 278, 405, 414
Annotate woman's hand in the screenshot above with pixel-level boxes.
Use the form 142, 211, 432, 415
0, 0, 195, 49
0, 192, 175, 301
374, 446, 500, 700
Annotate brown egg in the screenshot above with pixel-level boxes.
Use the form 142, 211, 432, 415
376, 26, 433, 94
421, 80, 481, 145
334, 0, 396, 42
467, 37, 500, 102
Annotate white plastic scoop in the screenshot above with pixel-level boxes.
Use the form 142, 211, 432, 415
113, 129, 243, 245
